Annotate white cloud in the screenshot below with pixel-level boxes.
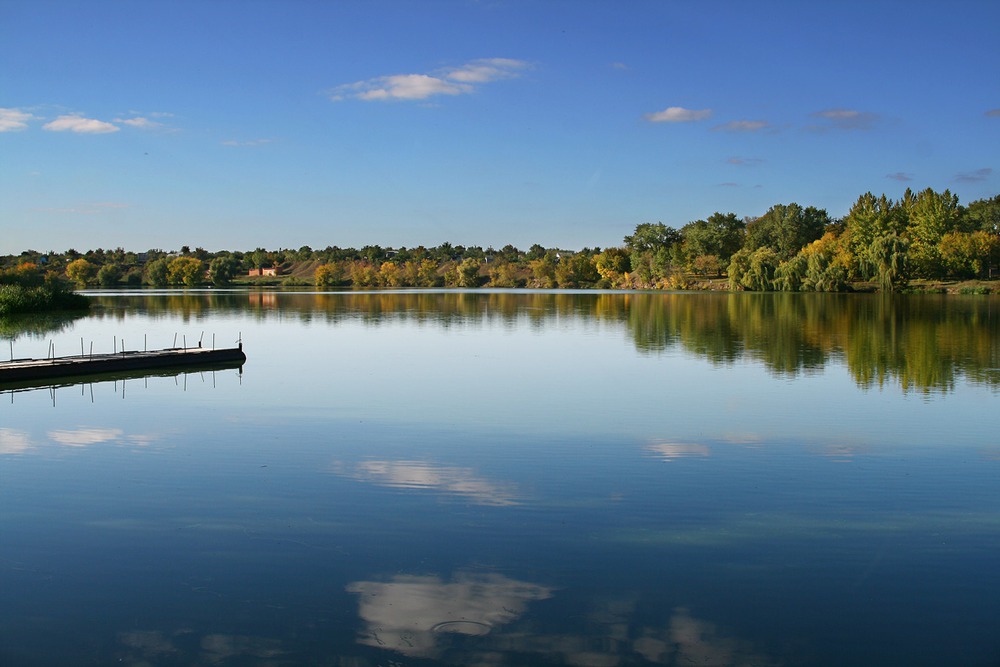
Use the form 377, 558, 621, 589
330, 58, 530, 102
643, 106, 712, 123
115, 116, 161, 129
43, 114, 119, 134
365, 73, 469, 100
714, 119, 769, 132
809, 108, 878, 130
0, 107, 34, 132
443, 57, 529, 83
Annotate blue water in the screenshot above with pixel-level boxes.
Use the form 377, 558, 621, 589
1, 291, 998, 666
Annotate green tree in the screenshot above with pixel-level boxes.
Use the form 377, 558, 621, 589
555, 252, 599, 288
904, 187, 962, 277
96, 262, 122, 287
529, 254, 557, 288
867, 232, 910, 292
774, 255, 807, 291
845, 193, 906, 279
594, 247, 631, 285
208, 255, 239, 286
800, 236, 848, 292
250, 248, 271, 269
144, 258, 170, 287
728, 247, 780, 291
745, 203, 829, 260
66, 258, 97, 287
624, 222, 682, 253
526, 244, 547, 260
965, 195, 1000, 234
681, 212, 745, 265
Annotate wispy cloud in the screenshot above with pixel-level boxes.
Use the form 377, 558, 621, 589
221, 138, 273, 147
330, 58, 530, 102
717, 182, 739, 187
0, 107, 34, 132
333, 459, 519, 506
644, 106, 712, 123
713, 119, 769, 132
955, 167, 992, 183
48, 428, 124, 447
43, 114, 119, 134
986, 109, 1000, 118
443, 57, 527, 83
114, 115, 169, 130
808, 108, 878, 131
610, 61, 628, 70
886, 172, 914, 182
727, 157, 764, 166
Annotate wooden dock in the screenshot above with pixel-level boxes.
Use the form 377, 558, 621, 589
0, 344, 246, 385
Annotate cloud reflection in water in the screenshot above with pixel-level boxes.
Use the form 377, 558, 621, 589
645, 441, 711, 460
333, 459, 520, 506
347, 571, 553, 658
0, 427, 32, 454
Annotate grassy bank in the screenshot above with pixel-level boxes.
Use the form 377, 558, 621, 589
0, 284, 91, 316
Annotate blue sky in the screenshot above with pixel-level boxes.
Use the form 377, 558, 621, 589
2, 0, 997, 254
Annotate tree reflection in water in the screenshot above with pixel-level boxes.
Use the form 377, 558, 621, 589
88, 289, 997, 394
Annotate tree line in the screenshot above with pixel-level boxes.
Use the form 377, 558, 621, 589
3, 188, 998, 293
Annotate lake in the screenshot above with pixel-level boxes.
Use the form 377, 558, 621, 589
1, 290, 998, 666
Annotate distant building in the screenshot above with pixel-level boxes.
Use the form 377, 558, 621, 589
248, 265, 280, 277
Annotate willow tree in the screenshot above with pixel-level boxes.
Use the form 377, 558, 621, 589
866, 232, 910, 292
844, 193, 907, 280
728, 246, 780, 291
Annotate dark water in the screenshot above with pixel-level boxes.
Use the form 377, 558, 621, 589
1, 290, 998, 666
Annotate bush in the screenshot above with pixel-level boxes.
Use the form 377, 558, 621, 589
0, 283, 90, 315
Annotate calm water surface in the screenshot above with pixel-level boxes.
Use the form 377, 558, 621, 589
1, 291, 998, 666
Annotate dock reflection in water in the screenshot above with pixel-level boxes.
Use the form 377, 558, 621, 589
1, 360, 244, 404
